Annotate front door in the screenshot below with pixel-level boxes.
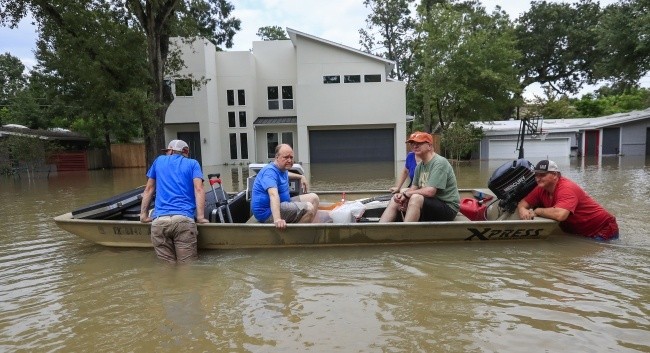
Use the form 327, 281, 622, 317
584, 130, 599, 157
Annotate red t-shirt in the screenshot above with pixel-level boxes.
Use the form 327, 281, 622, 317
523, 177, 617, 237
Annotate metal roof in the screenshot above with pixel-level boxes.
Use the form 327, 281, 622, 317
472, 108, 650, 135
253, 116, 298, 125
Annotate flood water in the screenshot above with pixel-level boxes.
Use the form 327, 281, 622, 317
1, 157, 649, 352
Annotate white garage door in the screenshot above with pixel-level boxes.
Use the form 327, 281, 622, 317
489, 138, 570, 159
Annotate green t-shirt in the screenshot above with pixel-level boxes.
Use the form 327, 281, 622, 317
413, 154, 460, 212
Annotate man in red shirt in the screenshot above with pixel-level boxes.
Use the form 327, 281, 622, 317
517, 160, 619, 240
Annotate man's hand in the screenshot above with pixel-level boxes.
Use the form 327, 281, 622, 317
196, 217, 210, 224
273, 219, 287, 230
518, 207, 535, 220
140, 214, 153, 223
300, 175, 308, 193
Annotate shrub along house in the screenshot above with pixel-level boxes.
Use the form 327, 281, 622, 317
164, 28, 407, 167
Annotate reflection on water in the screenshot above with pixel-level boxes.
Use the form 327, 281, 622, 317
1, 157, 649, 352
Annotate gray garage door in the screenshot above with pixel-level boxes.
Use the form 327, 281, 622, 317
309, 129, 394, 163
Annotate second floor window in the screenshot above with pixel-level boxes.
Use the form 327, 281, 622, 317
227, 90, 235, 106
227, 89, 246, 106
268, 86, 293, 110
344, 75, 361, 83
175, 79, 193, 96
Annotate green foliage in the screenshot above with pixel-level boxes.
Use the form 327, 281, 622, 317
0, 135, 51, 176
440, 122, 484, 161
0, 52, 26, 106
1, 0, 241, 166
574, 87, 650, 117
526, 86, 650, 119
410, 1, 520, 130
256, 26, 288, 40
593, 0, 650, 86
359, 0, 415, 80
515, 1, 601, 94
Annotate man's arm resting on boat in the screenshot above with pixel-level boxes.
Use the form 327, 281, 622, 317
288, 172, 308, 193
268, 187, 286, 229
517, 199, 569, 221
194, 178, 209, 224
533, 206, 570, 222
140, 178, 155, 223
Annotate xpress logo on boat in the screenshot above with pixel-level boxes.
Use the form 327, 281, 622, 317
465, 227, 544, 241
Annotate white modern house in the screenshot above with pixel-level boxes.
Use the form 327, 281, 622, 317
163, 28, 407, 167
472, 108, 650, 160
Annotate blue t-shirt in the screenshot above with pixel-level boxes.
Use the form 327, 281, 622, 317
146, 154, 204, 219
405, 152, 417, 187
251, 163, 290, 221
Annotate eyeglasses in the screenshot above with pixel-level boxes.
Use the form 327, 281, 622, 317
409, 142, 428, 147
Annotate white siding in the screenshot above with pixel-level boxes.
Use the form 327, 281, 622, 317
489, 138, 570, 159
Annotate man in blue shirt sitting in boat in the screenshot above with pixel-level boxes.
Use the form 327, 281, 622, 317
251, 144, 320, 229
380, 132, 460, 223
389, 132, 420, 194
140, 139, 209, 263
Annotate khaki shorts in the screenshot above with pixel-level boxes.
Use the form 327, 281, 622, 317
263, 200, 309, 224
151, 215, 198, 263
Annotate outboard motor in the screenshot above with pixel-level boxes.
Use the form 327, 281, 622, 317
488, 159, 537, 213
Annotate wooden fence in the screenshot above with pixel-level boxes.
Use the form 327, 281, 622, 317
110, 143, 146, 168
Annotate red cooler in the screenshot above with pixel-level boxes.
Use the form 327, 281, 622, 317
459, 198, 488, 221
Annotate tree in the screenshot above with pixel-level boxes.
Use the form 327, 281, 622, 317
359, 0, 415, 81
0, 52, 27, 112
1, 0, 241, 166
441, 122, 483, 161
593, 0, 650, 87
410, 1, 520, 131
256, 25, 288, 40
514, 0, 602, 95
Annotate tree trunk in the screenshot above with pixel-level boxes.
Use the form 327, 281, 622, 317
128, 0, 179, 167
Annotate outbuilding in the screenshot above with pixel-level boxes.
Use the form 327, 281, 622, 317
472, 108, 650, 160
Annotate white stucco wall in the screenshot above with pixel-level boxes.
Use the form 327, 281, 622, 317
166, 32, 407, 166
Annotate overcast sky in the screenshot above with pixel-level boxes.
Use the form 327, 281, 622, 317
1, 0, 645, 98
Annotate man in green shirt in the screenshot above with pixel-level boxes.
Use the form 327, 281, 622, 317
380, 132, 460, 222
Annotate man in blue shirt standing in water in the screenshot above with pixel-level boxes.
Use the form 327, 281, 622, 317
140, 139, 208, 263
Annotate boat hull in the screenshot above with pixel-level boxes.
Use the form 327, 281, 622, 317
54, 212, 562, 249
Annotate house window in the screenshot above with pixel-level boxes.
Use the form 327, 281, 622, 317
267, 86, 294, 110
228, 112, 236, 127
175, 79, 192, 96
227, 90, 235, 106
266, 132, 294, 158
267, 133, 279, 158
344, 75, 361, 83
364, 74, 381, 82
238, 89, 245, 105
282, 132, 293, 148
267, 87, 279, 110
239, 111, 247, 127
229, 133, 237, 159
240, 133, 248, 159
282, 86, 293, 109
323, 75, 340, 84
